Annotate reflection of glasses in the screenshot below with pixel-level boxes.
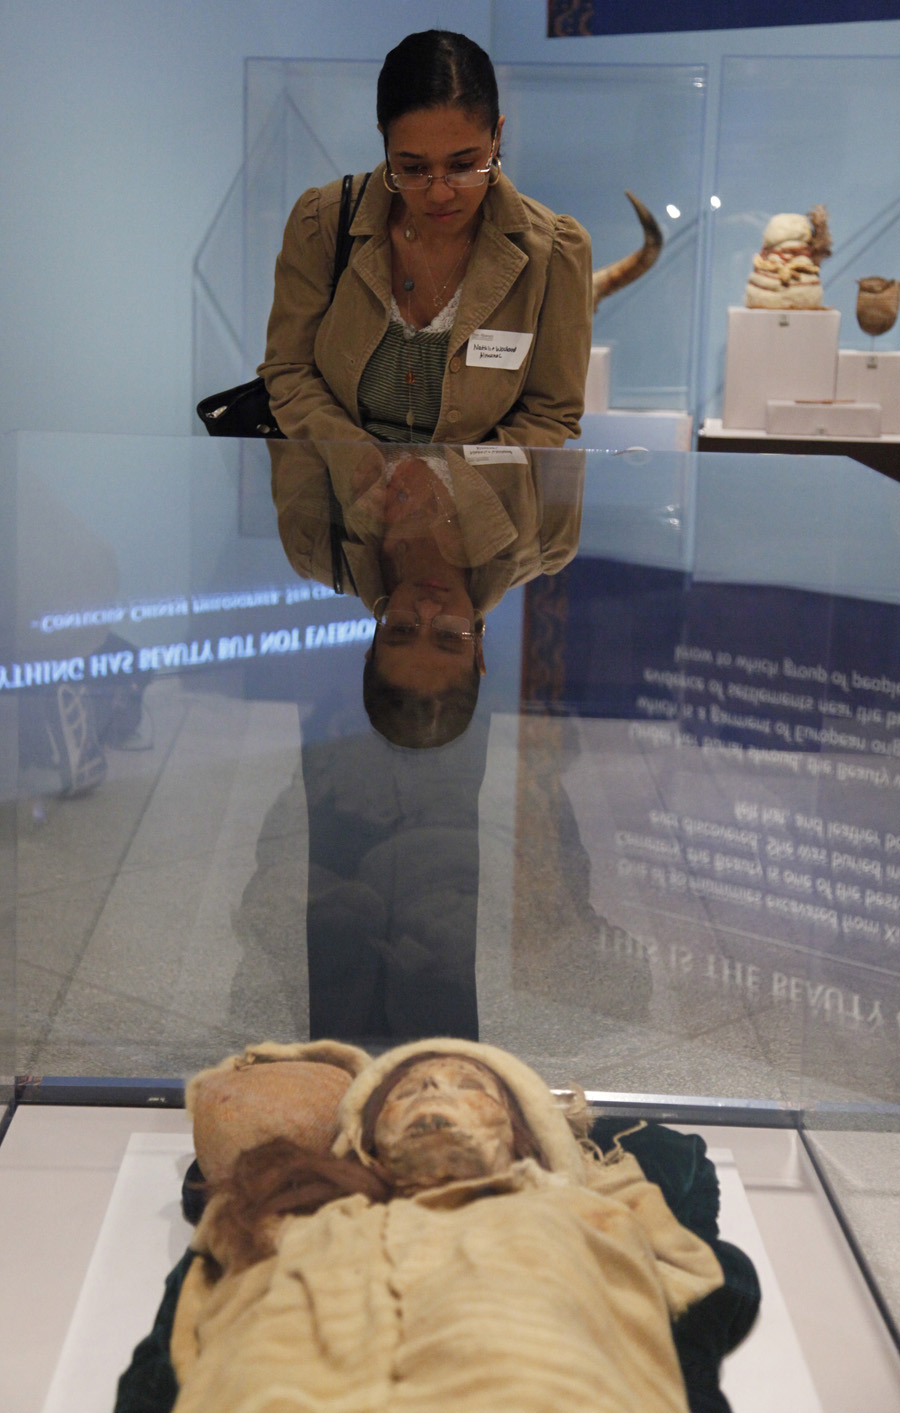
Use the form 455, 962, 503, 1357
375, 605, 485, 648
387, 161, 494, 192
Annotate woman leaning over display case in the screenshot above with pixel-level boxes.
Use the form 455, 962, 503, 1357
258, 28, 593, 454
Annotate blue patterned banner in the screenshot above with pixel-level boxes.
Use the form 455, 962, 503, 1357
547, 0, 900, 36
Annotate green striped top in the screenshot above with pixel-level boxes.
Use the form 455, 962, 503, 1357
357, 299, 453, 443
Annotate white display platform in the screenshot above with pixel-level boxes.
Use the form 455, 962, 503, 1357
584, 345, 611, 414
41, 1133, 193, 1413
765, 400, 882, 438
712, 1149, 821, 1413
722, 307, 840, 430
837, 350, 900, 435
574, 409, 693, 453
43, 1133, 813, 1413
4, 1110, 900, 1413
700, 416, 900, 450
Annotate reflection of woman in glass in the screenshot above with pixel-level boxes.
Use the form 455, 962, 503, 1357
260, 29, 592, 457
272, 438, 584, 747
263, 27, 590, 747
362, 453, 485, 747
237, 441, 585, 1045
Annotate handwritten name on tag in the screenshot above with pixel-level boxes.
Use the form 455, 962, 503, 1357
463, 444, 528, 465
466, 329, 533, 371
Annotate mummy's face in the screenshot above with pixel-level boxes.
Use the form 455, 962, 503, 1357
373, 1056, 515, 1192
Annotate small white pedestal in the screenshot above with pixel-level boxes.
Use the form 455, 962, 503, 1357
722, 307, 840, 430
836, 350, 900, 435
765, 400, 881, 438
584, 345, 611, 414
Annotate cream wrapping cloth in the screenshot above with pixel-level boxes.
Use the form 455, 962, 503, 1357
170, 1038, 723, 1412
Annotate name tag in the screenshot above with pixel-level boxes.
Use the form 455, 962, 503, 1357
463, 444, 528, 466
466, 329, 533, 371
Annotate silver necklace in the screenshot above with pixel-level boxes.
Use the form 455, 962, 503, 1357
401, 225, 472, 313
398, 222, 472, 437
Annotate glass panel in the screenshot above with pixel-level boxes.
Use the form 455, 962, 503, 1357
8, 431, 900, 1328
235, 59, 705, 413
706, 55, 900, 423
495, 62, 707, 412
0, 435, 14, 1105
6, 433, 899, 1086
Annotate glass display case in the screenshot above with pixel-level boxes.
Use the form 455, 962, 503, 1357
2, 431, 900, 1411
702, 54, 900, 462
195, 50, 900, 473
194, 59, 707, 425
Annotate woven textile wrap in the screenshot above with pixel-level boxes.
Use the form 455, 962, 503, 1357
167, 1037, 724, 1412
117, 1038, 755, 1413
186, 1039, 369, 1183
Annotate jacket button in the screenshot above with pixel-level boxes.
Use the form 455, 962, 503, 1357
446, 409, 460, 423
449, 357, 461, 373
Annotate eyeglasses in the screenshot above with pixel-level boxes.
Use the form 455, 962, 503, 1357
374, 605, 485, 649
386, 136, 498, 193
387, 161, 494, 192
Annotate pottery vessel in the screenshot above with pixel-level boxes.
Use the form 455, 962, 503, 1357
856, 277, 900, 337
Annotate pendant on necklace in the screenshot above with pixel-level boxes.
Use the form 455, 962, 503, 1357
402, 277, 415, 292
405, 370, 416, 385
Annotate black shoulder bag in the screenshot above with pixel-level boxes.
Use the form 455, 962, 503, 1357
196, 172, 371, 438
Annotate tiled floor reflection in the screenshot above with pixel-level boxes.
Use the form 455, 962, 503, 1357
17, 678, 302, 1076
803, 1127, 900, 1326
17, 688, 900, 1107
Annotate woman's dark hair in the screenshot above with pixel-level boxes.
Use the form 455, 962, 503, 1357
377, 29, 500, 135
363, 639, 481, 749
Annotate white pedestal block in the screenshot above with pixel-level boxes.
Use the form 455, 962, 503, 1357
836, 350, 900, 434
722, 307, 840, 430
584, 345, 611, 414
765, 400, 881, 438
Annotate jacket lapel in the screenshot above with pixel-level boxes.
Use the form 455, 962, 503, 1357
346, 167, 393, 309
450, 175, 531, 356
451, 225, 529, 356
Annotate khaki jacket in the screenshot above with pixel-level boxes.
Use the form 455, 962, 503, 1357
259, 165, 592, 449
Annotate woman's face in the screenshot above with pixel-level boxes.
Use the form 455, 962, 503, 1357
373, 1056, 516, 1191
368, 575, 485, 696
381, 105, 503, 240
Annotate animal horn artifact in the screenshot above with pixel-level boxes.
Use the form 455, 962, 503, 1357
592, 191, 663, 311
856, 277, 900, 337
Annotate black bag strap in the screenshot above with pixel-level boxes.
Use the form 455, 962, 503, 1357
331, 171, 370, 300
328, 171, 370, 596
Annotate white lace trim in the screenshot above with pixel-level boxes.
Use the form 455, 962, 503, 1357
384, 451, 454, 497
390, 284, 462, 337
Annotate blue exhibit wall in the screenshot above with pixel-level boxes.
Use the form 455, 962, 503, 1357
1, 0, 899, 438
0, 1, 490, 440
